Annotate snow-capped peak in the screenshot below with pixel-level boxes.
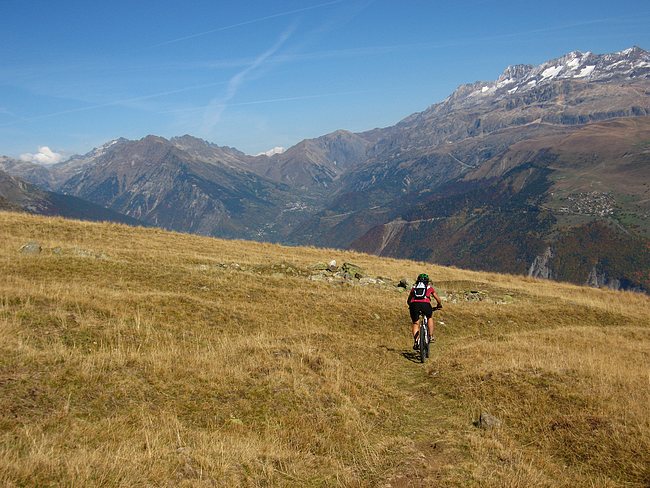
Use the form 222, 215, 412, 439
82, 139, 121, 159
256, 146, 285, 157
456, 47, 649, 103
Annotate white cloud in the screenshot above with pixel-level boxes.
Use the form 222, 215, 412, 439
20, 146, 64, 165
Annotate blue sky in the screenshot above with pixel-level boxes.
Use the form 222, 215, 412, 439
2, 0, 649, 161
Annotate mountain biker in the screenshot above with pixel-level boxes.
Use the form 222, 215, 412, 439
407, 273, 442, 350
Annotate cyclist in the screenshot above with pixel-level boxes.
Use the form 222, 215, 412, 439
407, 273, 443, 350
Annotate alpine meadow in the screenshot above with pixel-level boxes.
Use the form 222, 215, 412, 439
2, 1, 650, 486
1, 211, 648, 487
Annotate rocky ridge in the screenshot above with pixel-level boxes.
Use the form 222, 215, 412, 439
0, 169, 141, 225
2, 47, 649, 291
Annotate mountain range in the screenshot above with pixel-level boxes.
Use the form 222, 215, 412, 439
0, 167, 141, 225
2, 46, 649, 291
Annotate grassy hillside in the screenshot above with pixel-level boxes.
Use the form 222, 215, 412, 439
1, 211, 648, 487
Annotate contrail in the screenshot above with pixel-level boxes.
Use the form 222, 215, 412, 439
151, 0, 345, 48
201, 26, 294, 133
160, 89, 374, 115
229, 89, 373, 107
0, 80, 229, 127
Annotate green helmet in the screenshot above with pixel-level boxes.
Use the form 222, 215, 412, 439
416, 273, 429, 284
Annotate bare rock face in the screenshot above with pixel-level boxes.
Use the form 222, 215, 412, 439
586, 266, 622, 291
528, 247, 554, 279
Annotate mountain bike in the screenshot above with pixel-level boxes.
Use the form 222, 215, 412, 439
416, 306, 441, 363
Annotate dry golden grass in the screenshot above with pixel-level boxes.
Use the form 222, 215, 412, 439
1, 210, 648, 487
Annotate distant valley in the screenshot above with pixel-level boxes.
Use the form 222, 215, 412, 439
2, 47, 649, 291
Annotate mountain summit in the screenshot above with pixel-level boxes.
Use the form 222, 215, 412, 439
448, 46, 649, 105
2, 47, 649, 291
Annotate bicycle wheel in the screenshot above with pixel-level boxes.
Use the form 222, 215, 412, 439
423, 322, 430, 360
419, 319, 427, 363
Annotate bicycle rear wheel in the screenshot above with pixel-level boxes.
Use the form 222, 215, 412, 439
424, 324, 430, 359
419, 319, 427, 363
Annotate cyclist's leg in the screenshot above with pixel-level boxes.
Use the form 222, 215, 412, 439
409, 303, 420, 343
426, 303, 435, 339
427, 316, 435, 340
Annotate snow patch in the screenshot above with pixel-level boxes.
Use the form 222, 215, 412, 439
566, 57, 581, 69
256, 146, 285, 157
508, 86, 519, 94
574, 65, 595, 78
541, 65, 563, 79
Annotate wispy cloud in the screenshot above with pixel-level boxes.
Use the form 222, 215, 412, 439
151, 0, 344, 48
201, 26, 294, 134
168, 10, 650, 74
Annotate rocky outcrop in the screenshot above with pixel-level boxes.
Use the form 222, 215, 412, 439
528, 247, 554, 279
19, 242, 42, 254
586, 266, 622, 290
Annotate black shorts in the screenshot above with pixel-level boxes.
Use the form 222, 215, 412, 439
409, 302, 433, 322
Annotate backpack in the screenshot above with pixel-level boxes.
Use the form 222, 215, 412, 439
413, 281, 428, 299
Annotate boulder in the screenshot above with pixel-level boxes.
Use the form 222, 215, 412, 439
309, 262, 329, 271
341, 262, 364, 278
397, 278, 411, 289
19, 242, 41, 255
478, 412, 502, 430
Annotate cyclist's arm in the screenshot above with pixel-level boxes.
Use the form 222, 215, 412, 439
406, 289, 414, 305
432, 290, 443, 308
